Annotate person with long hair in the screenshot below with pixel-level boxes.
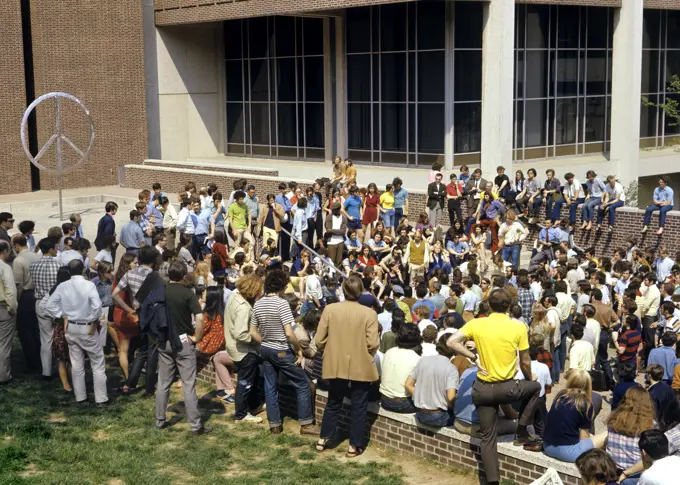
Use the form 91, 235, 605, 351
112, 254, 140, 393
469, 191, 504, 254
529, 303, 551, 351
543, 369, 608, 462
362, 183, 380, 239
470, 225, 491, 275
358, 246, 377, 268
196, 287, 232, 403
211, 227, 228, 276
606, 386, 655, 471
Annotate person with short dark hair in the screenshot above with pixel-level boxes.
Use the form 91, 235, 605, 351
618, 314, 643, 369
647, 364, 676, 423
0, 241, 17, 383
569, 324, 594, 372
642, 175, 674, 236
0, 213, 15, 263
155, 260, 210, 435
316, 274, 380, 457
447, 289, 542, 483
612, 362, 642, 411
45, 259, 106, 404
12, 233, 40, 374
637, 429, 679, 484
647, 332, 677, 385
30, 237, 61, 379
250, 269, 318, 436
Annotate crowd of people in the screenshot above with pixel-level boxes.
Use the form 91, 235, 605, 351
0, 160, 678, 485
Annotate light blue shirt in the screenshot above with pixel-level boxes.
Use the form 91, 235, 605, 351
345, 236, 362, 250
120, 221, 145, 249
393, 188, 408, 209
367, 239, 386, 250
614, 278, 630, 297
460, 289, 479, 312
304, 196, 319, 220
195, 208, 212, 235
648, 345, 677, 380
275, 194, 292, 212
446, 240, 468, 254
245, 195, 260, 219
454, 367, 479, 425
654, 186, 674, 205
292, 209, 308, 241
586, 177, 606, 198
656, 256, 675, 282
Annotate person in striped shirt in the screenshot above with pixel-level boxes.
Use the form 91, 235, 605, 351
249, 269, 319, 436
618, 315, 642, 366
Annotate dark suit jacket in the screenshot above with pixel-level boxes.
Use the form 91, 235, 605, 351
427, 182, 447, 210
95, 214, 115, 251
465, 177, 488, 209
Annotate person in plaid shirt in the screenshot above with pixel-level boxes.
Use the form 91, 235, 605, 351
29, 237, 61, 379
517, 275, 535, 325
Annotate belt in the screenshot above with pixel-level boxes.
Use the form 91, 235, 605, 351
70, 320, 99, 326
383, 396, 409, 402
419, 408, 446, 414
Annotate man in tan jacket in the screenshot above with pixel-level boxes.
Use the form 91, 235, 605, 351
315, 275, 379, 458
258, 194, 286, 249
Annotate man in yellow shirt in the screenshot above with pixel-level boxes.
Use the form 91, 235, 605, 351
447, 289, 541, 485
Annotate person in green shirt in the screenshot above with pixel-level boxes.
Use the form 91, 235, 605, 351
228, 190, 251, 246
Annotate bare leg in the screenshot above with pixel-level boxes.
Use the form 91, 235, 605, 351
58, 360, 72, 392
118, 338, 130, 380
107, 324, 120, 350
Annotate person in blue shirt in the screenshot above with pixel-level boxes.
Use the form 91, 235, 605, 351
446, 234, 469, 266
194, 204, 212, 259
647, 364, 676, 423
275, 182, 293, 262
291, 197, 308, 259
581, 170, 606, 231
410, 286, 436, 320
342, 186, 363, 237
642, 175, 674, 236
119, 210, 145, 255
458, 165, 471, 185
648, 332, 678, 384
529, 225, 561, 272
392, 177, 409, 223
344, 229, 363, 255
303, 187, 320, 248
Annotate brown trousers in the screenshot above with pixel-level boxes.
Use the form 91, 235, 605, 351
471, 378, 541, 483
327, 242, 344, 269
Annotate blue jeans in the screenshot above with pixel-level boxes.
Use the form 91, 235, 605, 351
566, 197, 585, 225
381, 396, 417, 414
382, 209, 395, 228
530, 195, 543, 216
261, 347, 314, 428
394, 207, 404, 223
300, 300, 321, 316
643, 204, 673, 227
597, 200, 624, 225
550, 198, 565, 222
416, 409, 453, 427
552, 346, 562, 384
544, 439, 594, 463
581, 197, 602, 222
502, 244, 521, 268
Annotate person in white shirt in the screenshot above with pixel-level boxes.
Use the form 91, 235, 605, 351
153, 232, 167, 256
45, 260, 107, 404
498, 210, 529, 268
160, 195, 178, 251
460, 276, 479, 322
0, 241, 17, 383
562, 172, 586, 229
542, 295, 563, 382
515, 345, 552, 437
378, 299, 395, 335
568, 324, 594, 372
582, 305, 601, 350
596, 175, 625, 232
302, 265, 324, 315
637, 429, 680, 485
421, 326, 438, 357
661, 302, 680, 333
91, 235, 115, 273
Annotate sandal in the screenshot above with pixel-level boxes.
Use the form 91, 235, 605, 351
345, 447, 364, 458
315, 439, 329, 453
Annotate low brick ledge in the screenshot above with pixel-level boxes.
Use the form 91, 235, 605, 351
314, 390, 580, 485
143, 158, 280, 176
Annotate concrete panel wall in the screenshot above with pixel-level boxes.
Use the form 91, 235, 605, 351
157, 24, 220, 161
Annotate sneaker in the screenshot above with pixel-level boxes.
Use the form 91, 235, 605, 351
221, 394, 236, 404
235, 413, 263, 424
191, 425, 213, 436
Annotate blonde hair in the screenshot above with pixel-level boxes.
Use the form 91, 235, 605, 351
607, 386, 655, 437
236, 273, 263, 300
193, 261, 210, 285
555, 369, 592, 417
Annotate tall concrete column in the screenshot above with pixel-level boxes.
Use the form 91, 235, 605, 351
444, 2, 455, 170
481, 0, 514, 176
610, 0, 643, 188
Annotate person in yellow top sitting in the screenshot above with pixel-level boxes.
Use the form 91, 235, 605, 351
379, 184, 396, 237
342, 159, 357, 187
447, 289, 542, 485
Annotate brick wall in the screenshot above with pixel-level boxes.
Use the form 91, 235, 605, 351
0, 1, 33, 195
644, 0, 680, 9
314, 393, 580, 485
29, 0, 147, 192
142, 160, 279, 177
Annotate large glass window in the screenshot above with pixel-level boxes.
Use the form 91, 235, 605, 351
514, 5, 613, 161
224, 17, 325, 159
640, 10, 680, 148
345, 2, 481, 166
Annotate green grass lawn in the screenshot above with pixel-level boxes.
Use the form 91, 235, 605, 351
0, 358, 404, 485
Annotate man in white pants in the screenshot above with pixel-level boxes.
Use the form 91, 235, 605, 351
46, 259, 108, 404
29, 237, 61, 379
0, 240, 18, 384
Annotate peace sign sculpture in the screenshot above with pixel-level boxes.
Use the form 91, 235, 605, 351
20, 92, 95, 220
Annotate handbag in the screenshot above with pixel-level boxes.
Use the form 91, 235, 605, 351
590, 369, 607, 392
